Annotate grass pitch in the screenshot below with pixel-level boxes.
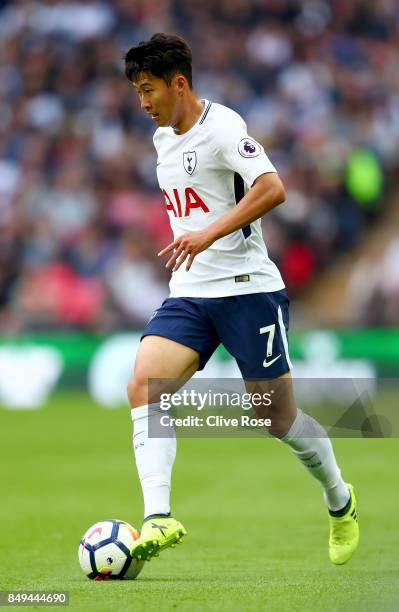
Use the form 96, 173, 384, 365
1, 393, 398, 611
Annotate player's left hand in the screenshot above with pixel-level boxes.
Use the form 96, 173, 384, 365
158, 230, 215, 271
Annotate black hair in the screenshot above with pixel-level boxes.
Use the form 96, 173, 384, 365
124, 33, 193, 89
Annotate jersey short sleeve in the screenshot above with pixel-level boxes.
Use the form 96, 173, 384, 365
213, 112, 276, 187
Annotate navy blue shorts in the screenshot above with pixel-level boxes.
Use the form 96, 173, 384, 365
141, 290, 291, 379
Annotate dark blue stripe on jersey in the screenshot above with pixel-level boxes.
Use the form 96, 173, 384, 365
234, 172, 251, 238
199, 101, 212, 124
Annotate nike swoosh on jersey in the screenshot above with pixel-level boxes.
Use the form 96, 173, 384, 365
263, 354, 281, 368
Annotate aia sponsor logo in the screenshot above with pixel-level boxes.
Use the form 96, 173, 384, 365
162, 187, 210, 217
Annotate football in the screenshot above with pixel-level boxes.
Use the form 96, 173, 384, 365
78, 520, 144, 580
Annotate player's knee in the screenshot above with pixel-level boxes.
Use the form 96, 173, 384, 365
127, 374, 148, 409
267, 421, 290, 439
266, 411, 297, 439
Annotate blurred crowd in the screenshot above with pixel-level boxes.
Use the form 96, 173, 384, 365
0, 0, 398, 332
347, 237, 399, 327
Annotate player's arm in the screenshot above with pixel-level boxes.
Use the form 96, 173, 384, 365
206, 171, 285, 242
158, 172, 285, 272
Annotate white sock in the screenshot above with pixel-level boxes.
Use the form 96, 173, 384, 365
281, 409, 350, 511
131, 403, 176, 518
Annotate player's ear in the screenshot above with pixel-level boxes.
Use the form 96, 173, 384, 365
174, 74, 186, 96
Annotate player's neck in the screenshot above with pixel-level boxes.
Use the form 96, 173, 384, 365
172, 95, 205, 136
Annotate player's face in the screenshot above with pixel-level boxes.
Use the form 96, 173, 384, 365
133, 73, 181, 128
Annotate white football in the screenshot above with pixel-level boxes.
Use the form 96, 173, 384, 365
78, 520, 144, 580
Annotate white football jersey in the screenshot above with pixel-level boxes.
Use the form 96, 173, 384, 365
153, 100, 285, 298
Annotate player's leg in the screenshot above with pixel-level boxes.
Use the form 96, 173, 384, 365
128, 333, 200, 408
257, 372, 359, 565
127, 335, 199, 560
127, 297, 219, 560
208, 291, 358, 564
246, 371, 352, 513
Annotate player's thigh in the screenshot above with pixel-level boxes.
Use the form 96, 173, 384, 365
128, 335, 200, 407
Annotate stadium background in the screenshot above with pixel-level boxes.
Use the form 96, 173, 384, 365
0, 1, 398, 610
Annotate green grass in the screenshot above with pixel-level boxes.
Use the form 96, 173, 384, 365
1, 393, 398, 611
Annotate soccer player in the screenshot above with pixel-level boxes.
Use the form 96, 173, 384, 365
124, 33, 359, 565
